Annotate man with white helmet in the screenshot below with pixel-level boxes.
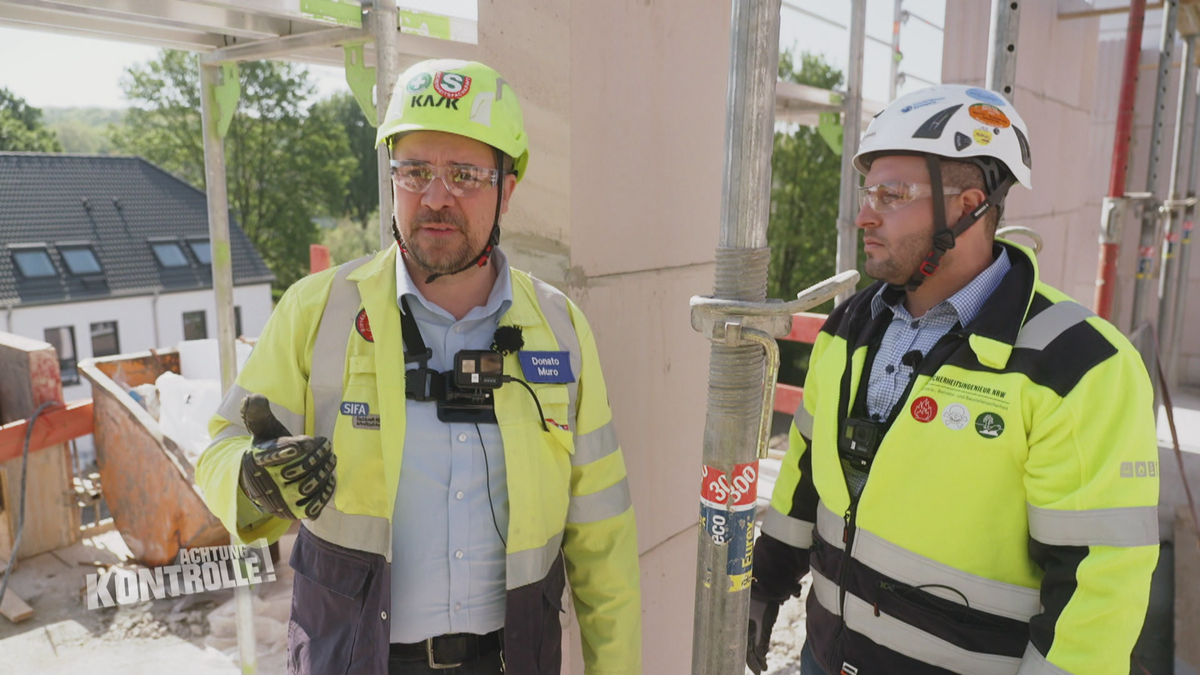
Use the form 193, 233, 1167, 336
197, 59, 641, 675
747, 85, 1159, 675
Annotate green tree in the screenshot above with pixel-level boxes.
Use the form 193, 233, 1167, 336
322, 214, 379, 265
43, 108, 124, 154
0, 88, 63, 152
311, 92, 379, 229
770, 51, 850, 385
112, 50, 356, 294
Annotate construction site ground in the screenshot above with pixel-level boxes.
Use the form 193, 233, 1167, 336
0, 388, 1197, 675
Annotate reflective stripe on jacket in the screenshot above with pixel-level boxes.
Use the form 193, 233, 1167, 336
755, 241, 1159, 675
195, 245, 642, 675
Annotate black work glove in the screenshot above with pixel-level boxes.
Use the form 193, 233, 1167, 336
237, 394, 336, 520
746, 595, 780, 675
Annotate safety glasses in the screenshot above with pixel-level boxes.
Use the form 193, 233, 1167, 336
857, 181, 962, 214
390, 159, 500, 197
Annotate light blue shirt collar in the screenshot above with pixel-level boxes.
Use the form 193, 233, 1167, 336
395, 248, 513, 323
871, 247, 1012, 327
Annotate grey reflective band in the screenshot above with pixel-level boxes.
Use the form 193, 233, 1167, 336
209, 382, 306, 448
760, 508, 814, 549
817, 500, 846, 550
507, 530, 564, 589
302, 507, 392, 559
853, 526, 1041, 621
1015, 643, 1073, 675
529, 278, 581, 429
1027, 503, 1159, 547
809, 568, 841, 616
793, 404, 814, 440
843, 593, 1023, 675
1014, 301, 1094, 351
311, 255, 374, 439
573, 420, 619, 466
567, 478, 632, 524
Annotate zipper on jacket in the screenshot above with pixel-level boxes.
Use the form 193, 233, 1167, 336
828, 497, 861, 669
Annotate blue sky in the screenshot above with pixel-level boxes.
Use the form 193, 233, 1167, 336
0, 0, 943, 111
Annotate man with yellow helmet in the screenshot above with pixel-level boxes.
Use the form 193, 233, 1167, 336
197, 59, 641, 675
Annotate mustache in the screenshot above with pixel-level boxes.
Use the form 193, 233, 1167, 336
412, 208, 467, 230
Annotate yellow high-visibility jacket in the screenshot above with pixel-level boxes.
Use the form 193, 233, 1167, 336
755, 242, 1159, 675
196, 245, 641, 675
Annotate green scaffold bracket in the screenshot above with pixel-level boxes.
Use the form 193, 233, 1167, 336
818, 112, 843, 156
344, 42, 377, 126
399, 10, 451, 39
300, 0, 362, 27
214, 62, 240, 139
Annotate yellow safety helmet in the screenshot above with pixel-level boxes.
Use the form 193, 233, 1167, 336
375, 59, 529, 182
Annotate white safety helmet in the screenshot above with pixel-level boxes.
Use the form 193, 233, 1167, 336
851, 84, 1033, 290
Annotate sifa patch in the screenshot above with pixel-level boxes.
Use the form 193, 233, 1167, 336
434, 71, 472, 99
911, 396, 938, 423
974, 411, 1005, 438
355, 309, 373, 342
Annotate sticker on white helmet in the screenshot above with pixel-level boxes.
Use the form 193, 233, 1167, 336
434, 72, 472, 99
965, 88, 1007, 106
900, 97, 944, 113
968, 104, 1011, 128
954, 132, 971, 151
973, 128, 993, 146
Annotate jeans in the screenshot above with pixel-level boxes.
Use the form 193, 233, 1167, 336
800, 640, 828, 675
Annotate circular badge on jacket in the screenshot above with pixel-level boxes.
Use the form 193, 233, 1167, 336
942, 403, 970, 430
355, 309, 374, 342
975, 412, 1005, 438
910, 396, 938, 423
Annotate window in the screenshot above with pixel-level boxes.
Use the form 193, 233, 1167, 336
150, 242, 189, 268
44, 326, 79, 385
183, 311, 208, 340
188, 239, 212, 265
90, 321, 120, 358
60, 246, 102, 275
12, 248, 57, 278
234, 306, 243, 338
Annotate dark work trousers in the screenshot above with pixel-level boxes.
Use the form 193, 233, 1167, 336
801, 640, 829, 675
387, 650, 505, 675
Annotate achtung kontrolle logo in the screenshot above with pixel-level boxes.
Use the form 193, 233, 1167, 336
86, 540, 275, 610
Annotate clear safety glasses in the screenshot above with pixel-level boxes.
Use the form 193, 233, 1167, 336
857, 181, 963, 214
390, 159, 500, 197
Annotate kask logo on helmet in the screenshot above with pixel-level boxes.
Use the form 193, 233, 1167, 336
434, 72, 472, 99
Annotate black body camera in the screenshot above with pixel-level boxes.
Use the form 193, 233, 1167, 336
838, 418, 885, 471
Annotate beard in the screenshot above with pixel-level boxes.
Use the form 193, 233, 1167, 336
400, 207, 481, 276
863, 227, 934, 285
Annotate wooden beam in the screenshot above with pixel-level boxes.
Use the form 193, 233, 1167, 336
0, 400, 93, 464
0, 588, 33, 624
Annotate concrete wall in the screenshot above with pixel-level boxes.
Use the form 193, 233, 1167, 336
6, 284, 273, 402
944, 0, 1199, 385
473, 2, 730, 671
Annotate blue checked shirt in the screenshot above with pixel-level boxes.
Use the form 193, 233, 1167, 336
842, 249, 1012, 496
866, 248, 1011, 420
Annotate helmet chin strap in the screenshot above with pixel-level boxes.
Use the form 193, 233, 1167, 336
391, 148, 506, 284
900, 154, 1016, 292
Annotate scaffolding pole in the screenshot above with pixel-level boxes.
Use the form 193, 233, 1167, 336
1158, 34, 1196, 381
372, 0, 399, 249
1096, 0, 1148, 322
985, 0, 1021, 100
1166, 43, 1200, 383
889, 0, 903, 102
1132, 0, 1180, 330
199, 60, 258, 675
834, 0, 867, 306
690, 1, 780, 672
